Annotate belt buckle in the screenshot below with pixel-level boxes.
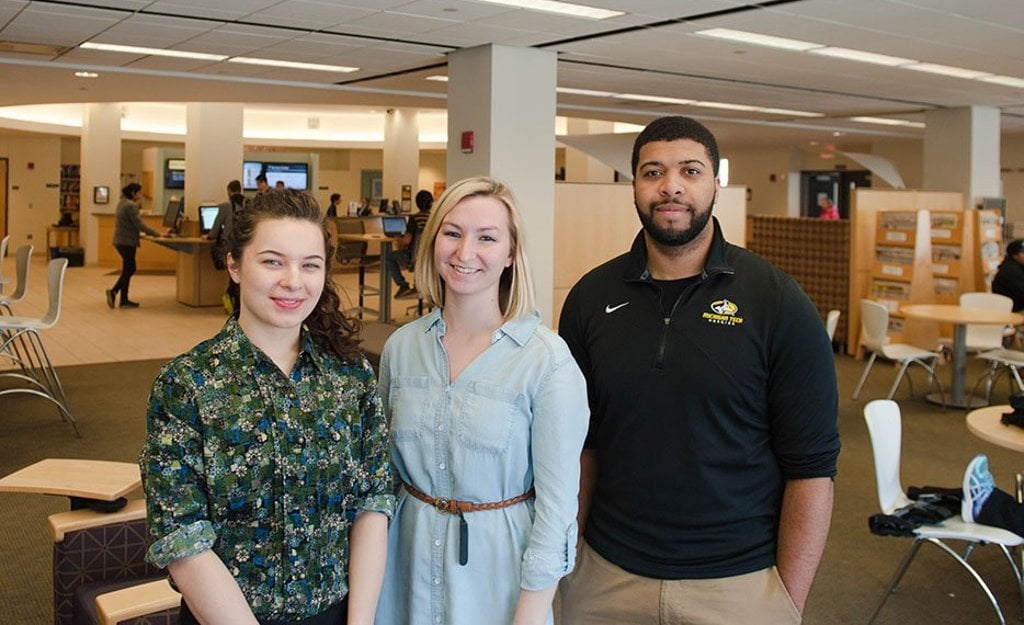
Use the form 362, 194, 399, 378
434, 498, 451, 514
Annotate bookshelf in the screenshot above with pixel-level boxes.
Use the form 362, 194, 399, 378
868, 210, 936, 344
59, 164, 80, 226
975, 209, 1003, 291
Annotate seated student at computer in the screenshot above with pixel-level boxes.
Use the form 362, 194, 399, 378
385, 190, 433, 299
106, 182, 163, 309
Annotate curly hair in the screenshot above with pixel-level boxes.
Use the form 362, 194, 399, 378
225, 189, 362, 361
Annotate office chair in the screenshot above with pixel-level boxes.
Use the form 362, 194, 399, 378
0, 258, 79, 436
0, 244, 33, 314
853, 299, 945, 402
864, 399, 1024, 625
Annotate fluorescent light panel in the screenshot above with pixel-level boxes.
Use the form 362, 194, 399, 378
695, 28, 821, 52
903, 62, 992, 80
617, 93, 694, 105
809, 46, 914, 67
228, 57, 358, 73
425, 75, 449, 82
850, 116, 925, 128
472, 0, 623, 19
980, 75, 1024, 88
80, 41, 226, 61
557, 87, 616, 97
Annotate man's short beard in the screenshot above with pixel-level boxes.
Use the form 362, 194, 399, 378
636, 200, 714, 247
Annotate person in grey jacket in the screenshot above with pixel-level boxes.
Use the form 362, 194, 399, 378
107, 182, 161, 309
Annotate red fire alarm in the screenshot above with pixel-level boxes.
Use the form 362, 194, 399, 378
461, 131, 474, 154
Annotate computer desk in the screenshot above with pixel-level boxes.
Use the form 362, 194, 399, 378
143, 235, 222, 307
336, 232, 405, 324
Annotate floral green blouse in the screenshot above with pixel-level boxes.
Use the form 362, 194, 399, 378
140, 318, 394, 620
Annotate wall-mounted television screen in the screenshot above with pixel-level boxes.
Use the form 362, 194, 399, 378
242, 160, 264, 191
165, 158, 186, 189
265, 162, 309, 190
242, 160, 310, 190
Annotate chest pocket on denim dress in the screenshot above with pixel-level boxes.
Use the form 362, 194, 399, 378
455, 381, 524, 454
389, 375, 433, 442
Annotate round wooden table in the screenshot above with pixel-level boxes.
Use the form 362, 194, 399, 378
966, 405, 1024, 453
900, 304, 1023, 408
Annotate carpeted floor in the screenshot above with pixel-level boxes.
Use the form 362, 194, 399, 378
2, 350, 1024, 624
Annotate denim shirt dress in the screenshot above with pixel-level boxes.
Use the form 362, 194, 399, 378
375, 309, 589, 625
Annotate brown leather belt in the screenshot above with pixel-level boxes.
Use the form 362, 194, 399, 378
402, 481, 535, 515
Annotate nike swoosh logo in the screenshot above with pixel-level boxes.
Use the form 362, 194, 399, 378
605, 302, 629, 314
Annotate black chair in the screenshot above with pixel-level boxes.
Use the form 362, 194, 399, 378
335, 219, 380, 319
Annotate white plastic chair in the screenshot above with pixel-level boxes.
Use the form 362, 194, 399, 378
0, 244, 33, 314
825, 309, 841, 342
962, 292, 1013, 352
0, 258, 79, 436
864, 399, 1024, 625
0, 234, 9, 293
853, 299, 945, 402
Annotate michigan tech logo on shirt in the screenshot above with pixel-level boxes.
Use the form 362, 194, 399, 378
702, 298, 744, 326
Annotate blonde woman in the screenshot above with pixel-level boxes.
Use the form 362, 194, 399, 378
375, 177, 588, 625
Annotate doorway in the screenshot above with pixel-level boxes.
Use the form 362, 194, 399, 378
800, 170, 871, 219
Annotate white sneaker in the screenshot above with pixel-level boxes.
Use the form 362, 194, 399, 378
962, 454, 995, 523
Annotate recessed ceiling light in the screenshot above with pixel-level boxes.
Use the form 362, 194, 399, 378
557, 87, 616, 97
80, 41, 227, 61
228, 57, 358, 72
759, 107, 824, 118
695, 28, 821, 52
901, 62, 992, 80
809, 46, 915, 67
849, 116, 925, 128
978, 75, 1024, 89
693, 101, 760, 112
73, 71, 99, 79
616, 93, 695, 105
473, 0, 623, 20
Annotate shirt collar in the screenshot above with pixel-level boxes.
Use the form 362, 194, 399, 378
219, 316, 323, 374
623, 216, 733, 282
424, 307, 539, 347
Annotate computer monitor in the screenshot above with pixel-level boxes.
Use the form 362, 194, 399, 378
162, 198, 184, 230
382, 216, 407, 237
199, 204, 220, 235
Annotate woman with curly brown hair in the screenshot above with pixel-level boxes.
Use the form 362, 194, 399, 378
141, 189, 393, 625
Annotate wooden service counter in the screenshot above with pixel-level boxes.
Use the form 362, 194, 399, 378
94, 213, 176, 271
144, 235, 223, 307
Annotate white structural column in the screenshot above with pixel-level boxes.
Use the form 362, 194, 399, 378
81, 103, 121, 264
565, 118, 615, 183
383, 109, 420, 207
185, 103, 244, 220
447, 44, 557, 323
924, 106, 1001, 208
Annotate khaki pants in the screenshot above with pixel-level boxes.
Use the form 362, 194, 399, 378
559, 542, 801, 625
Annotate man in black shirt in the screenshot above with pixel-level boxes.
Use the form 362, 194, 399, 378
992, 239, 1024, 311
558, 116, 840, 624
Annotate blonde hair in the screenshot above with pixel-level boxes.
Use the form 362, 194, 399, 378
414, 176, 536, 321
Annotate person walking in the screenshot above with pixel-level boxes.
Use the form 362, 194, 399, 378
107, 182, 161, 309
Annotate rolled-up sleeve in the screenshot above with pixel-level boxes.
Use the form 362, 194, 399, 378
351, 358, 396, 519
520, 350, 589, 590
139, 367, 216, 568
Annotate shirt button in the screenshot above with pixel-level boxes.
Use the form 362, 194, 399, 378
434, 539, 441, 546
435, 617, 442, 623
437, 424, 444, 431
433, 577, 440, 585
438, 462, 445, 470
